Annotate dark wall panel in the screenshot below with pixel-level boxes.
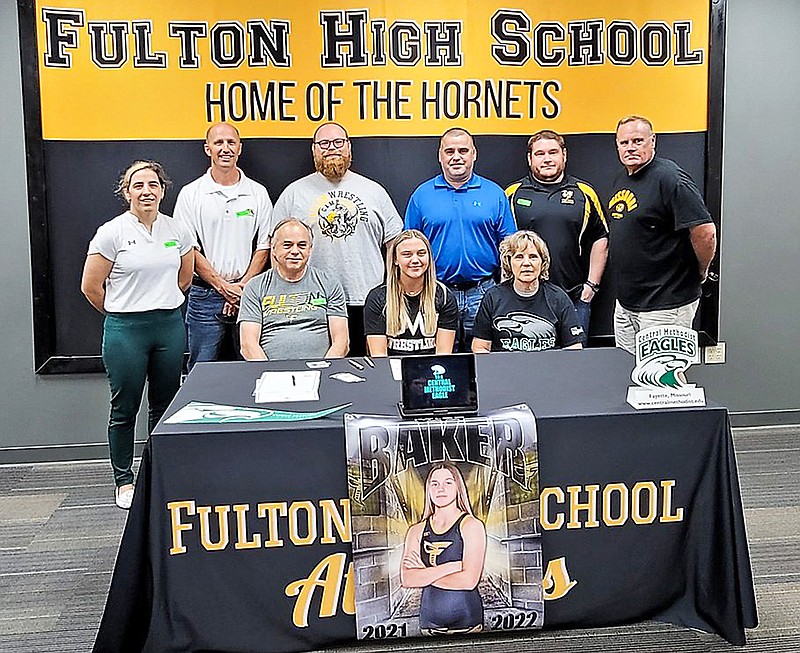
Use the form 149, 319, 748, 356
45, 133, 707, 359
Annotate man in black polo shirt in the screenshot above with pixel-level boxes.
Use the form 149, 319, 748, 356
608, 115, 717, 353
505, 130, 608, 341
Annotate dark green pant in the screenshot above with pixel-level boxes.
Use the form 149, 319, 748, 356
102, 308, 185, 486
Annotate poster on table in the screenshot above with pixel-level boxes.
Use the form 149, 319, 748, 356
344, 405, 542, 640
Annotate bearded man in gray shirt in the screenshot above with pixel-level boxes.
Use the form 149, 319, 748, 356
270, 122, 403, 355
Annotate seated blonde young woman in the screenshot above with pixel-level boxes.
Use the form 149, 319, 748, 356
363, 229, 458, 356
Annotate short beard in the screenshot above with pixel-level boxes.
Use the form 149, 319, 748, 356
315, 152, 351, 181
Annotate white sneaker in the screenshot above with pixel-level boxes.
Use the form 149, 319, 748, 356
115, 484, 135, 510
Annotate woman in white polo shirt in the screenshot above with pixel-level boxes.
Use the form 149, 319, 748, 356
81, 160, 195, 509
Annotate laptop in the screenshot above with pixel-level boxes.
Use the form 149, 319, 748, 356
397, 353, 479, 419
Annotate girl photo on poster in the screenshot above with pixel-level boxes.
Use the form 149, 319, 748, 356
401, 462, 486, 634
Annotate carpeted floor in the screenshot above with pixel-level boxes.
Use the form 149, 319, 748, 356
1, 425, 798, 652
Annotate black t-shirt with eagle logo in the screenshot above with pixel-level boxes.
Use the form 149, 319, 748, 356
472, 280, 583, 352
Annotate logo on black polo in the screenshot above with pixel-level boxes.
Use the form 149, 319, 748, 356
608, 189, 638, 220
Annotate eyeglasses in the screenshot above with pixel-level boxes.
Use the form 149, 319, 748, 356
313, 138, 348, 150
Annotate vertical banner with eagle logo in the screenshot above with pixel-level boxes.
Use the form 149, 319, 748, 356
627, 325, 706, 408
344, 405, 542, 640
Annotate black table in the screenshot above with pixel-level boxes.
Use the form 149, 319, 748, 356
94, 349, 757, 652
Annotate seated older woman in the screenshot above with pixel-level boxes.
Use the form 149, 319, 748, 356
471, 230, 584, 353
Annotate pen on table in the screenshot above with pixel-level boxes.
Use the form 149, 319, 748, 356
363, 357, 375, 368
348, 359, 364, 370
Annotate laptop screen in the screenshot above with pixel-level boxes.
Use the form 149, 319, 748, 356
400, 354, 478, 416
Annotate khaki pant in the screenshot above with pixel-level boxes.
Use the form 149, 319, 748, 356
614, 299, 700, 354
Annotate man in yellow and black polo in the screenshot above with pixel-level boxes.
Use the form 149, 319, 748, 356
505, 130, 608, 341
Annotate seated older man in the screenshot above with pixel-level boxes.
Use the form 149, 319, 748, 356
238, 218, 349, 360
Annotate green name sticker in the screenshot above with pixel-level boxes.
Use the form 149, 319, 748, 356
236, 209, 254, 217
516, 198, 532, 207
163, 240, 177, 248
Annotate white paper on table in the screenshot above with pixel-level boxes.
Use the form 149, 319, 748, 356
253, 370, 321, 403
329, 372, 365, 383
389, 358, 402, 381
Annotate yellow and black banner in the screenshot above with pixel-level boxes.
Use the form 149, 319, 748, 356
37, 0, 709, 140
23, 1, 720, 372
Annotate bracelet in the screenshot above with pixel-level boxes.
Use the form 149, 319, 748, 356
584, 280, 600, 292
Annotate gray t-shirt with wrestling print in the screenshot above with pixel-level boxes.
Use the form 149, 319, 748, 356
238, 266, 346, 360
270, 170, 403, 305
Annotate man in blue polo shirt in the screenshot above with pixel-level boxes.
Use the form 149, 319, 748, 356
405, 127, 515, 351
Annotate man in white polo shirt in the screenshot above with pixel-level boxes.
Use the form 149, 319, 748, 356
174, 122, 273, 370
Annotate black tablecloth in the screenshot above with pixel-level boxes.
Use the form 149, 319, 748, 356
94, 349, 757, 652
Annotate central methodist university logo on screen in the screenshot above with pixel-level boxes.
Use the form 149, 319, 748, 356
424, 364, 456, 400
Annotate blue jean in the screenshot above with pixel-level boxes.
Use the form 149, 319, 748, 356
186, 285, 239, 371
573, 298, 591, 345
447, 277, 495, 353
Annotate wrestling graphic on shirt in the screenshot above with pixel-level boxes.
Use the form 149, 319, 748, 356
313, 190, 369, 239
345, 405, 543, 640
389, 311, 435, 354
261, 291, 328, 320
